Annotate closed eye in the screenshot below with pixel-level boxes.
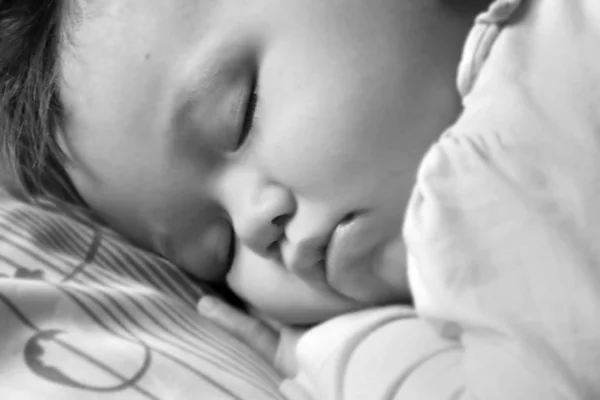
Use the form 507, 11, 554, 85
237, 77, 258, 150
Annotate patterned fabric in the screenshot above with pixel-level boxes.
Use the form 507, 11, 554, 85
0, 191, 287, 399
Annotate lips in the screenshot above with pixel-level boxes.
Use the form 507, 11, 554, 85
230, 211, 405, 304
325, 213, 399, 303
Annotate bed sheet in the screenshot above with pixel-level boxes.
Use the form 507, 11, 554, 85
0, 192, 290, 400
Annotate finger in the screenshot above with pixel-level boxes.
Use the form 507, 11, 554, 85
198, 296, 279, 363
275, 327, 305, 377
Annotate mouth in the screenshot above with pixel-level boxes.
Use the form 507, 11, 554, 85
326, 214, 369, 275
225, 211, 403, 304
265, 211, 395, 303
324, 212, 398, 303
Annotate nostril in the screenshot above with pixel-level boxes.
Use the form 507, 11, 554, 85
341, 213, 356, 225
271, 214, 290, 227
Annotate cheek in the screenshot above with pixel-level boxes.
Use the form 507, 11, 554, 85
255, 92, 401, 202
256, 41, 406, 197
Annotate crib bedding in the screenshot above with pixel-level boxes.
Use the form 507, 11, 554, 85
0, 193, 289, 400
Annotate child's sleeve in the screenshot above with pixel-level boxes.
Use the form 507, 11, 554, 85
289, 130, 600, 400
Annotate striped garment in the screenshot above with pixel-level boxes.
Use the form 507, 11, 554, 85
0, 191, 288, 399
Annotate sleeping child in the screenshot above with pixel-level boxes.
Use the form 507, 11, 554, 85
2, 0, 600, 398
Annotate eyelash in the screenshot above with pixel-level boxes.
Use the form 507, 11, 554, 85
238, 79, 258, 150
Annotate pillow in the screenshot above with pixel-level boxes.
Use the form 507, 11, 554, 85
0, 192, 291, 399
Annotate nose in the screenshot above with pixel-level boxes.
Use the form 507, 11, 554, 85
222, 174, 295, 256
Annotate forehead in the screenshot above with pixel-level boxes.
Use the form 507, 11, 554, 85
66, 0, 215, 43
73, 0, 194, 19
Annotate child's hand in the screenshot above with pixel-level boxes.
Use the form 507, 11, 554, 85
197, 295, 304, 378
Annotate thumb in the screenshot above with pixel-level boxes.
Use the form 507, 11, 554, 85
198, 296, 279, 364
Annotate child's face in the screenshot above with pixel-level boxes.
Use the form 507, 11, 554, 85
61, 0, 454, 323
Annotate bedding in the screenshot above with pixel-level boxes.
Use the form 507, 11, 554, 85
0, 191, 299, 399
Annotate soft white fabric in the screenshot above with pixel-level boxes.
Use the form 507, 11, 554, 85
286, 0, 600, 398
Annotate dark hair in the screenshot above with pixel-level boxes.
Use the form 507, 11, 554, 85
0, 0, 79, 202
